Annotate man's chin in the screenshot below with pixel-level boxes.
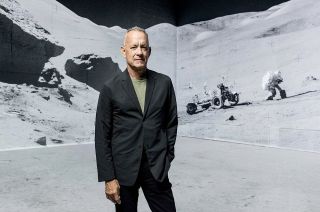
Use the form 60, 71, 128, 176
134, 62, 146, 67
130, 64, 147, 72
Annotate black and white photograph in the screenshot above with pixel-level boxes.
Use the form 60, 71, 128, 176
1, 0, 320, 211
177, 0, 320, 152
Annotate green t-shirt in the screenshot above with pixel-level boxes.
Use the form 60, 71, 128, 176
131, 77, 147, 113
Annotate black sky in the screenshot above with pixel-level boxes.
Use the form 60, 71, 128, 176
57, 0, 288, 28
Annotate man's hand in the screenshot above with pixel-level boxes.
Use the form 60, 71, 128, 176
105, 179, 121, 204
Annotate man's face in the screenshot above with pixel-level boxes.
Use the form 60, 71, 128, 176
121, 31, 151, 71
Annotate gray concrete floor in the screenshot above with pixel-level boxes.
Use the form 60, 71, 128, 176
1, 137, 320, 212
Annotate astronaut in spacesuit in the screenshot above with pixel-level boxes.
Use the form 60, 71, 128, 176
262, 71, 285, 100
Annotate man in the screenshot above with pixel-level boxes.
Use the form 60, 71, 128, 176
95, 26, 178, 212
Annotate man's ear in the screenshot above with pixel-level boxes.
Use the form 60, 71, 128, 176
148, 46, 152, 56
120, 46, 126, 58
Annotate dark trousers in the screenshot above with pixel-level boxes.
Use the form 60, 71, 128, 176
115, 151, 176, 212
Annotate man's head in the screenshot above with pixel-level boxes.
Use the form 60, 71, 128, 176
121, 26, 151, 73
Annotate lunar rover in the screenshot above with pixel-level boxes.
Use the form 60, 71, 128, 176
186, 83, 240, 114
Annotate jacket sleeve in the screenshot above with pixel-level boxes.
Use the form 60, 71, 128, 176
95, 84, 115, 182
166, 78, 178, 162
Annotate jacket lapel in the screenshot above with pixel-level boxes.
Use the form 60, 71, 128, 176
121, 69, 143, 115
143, 70, 155, 119
120, 69, 156, 117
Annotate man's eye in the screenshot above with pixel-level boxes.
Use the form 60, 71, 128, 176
142, 47, 150, 51
130, 47, 137, 50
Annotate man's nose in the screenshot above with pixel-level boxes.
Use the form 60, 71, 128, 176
135, 46, 143, 55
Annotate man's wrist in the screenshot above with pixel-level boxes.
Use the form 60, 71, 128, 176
105, 178, 119, 185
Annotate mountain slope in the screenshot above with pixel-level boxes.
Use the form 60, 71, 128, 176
0, 0, 177, 148
178, 0, 320, 151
